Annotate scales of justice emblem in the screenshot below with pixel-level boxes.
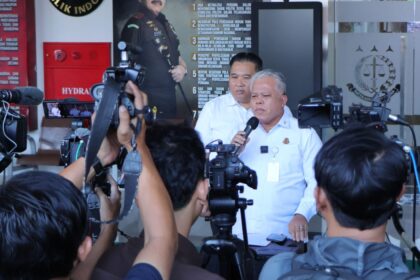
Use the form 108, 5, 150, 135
347, 45, 400, 102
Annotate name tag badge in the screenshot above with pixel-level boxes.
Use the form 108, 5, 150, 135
267, 161, 280, 182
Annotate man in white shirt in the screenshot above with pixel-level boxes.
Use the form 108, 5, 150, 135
195, 52, 263, 146
231, 69, 322, 246
51, 103, 61, 117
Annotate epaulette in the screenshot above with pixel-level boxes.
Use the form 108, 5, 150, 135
133, 12, 145, 20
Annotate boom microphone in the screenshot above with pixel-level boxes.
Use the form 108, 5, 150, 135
388, 114, 410, 126
233, 116, 259, 155
0, 87, 44, 105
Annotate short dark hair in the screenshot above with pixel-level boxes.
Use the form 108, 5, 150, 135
229, 52, 263, 72
0, 171, 88, 279
314, 126, 408, 230
146, 124, 205, 210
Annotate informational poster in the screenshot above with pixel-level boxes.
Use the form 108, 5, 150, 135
113, 0, 259, 119
191, 1, 256, 110
0, 0, 36, 88
0, 0, 37, 131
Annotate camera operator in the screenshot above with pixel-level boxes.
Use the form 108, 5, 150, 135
231, 69, 322, 245
121, 0, 187, 119
90, 123, 223, 280
60, 80, 178, 280
260, 126, 420, 279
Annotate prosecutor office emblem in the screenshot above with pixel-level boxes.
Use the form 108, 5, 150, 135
347, 45, 397, 102
50, 0, 104, 17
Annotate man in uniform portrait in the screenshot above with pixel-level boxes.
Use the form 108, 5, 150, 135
121, 0, 187, 119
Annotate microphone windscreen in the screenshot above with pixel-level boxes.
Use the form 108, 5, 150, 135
247, 116, 259, 130
16, 87, 44, 105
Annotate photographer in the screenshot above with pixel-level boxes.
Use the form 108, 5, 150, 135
260, 126, 420, 279
0, 150, 121, 279
0, 97, 122, 279
91, 123, 223, 280
61, 80, 178, 280
231, 69, 322, 245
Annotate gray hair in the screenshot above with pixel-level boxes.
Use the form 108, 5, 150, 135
249, 69, 287, 95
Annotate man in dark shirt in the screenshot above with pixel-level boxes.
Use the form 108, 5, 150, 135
121, 0, 187, 119
92, 124, 223, 280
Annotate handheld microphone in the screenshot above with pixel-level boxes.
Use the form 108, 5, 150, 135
0, 87, 44, 105
233, 116, 259, 155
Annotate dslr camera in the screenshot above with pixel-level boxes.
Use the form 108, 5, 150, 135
90, 41, 146, 128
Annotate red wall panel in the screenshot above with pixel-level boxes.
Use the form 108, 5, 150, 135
43, 42, 111, 101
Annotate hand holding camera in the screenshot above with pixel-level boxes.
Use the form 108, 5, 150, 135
117, 81, 148, 151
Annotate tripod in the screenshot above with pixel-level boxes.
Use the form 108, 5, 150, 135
201, 196, 254, 280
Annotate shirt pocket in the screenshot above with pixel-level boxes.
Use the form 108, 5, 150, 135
277, 143, 302, 175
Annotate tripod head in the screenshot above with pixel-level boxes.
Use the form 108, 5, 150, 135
208, 191, 253, 240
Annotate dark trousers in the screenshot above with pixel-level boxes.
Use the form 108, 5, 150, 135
144, 87, 177, 119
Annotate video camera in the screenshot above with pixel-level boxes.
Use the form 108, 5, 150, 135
205, 141, 257, 230
297, 85, 401, 132
201, 141, 257, 279
206, 143, 257, 192
0, 109, 27, 154
0, 107, 27, 173
90, 41, 146, 128
297, 85, 343, 131
298, 85, 420, 266
0, 87, 44, 172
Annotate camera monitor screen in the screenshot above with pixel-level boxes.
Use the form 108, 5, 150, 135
251, 2, 323, 115
43, 101, 95, 119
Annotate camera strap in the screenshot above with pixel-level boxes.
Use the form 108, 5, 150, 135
84, 78, 120, 187
120, 146, 142, 220
84, 77, 144, 225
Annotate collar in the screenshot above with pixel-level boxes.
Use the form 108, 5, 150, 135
272, 105, 293, 129
226, 92, 239, 107
299, 236, 408, 276
226, 92, 251, 110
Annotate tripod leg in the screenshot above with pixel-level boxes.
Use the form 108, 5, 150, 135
234, 250, 246, 280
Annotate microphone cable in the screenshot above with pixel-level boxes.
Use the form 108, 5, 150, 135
392, 119, 419, 269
